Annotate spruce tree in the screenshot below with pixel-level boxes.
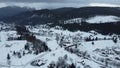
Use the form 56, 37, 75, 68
7, 53, 10, 60
70, 63, 75, 68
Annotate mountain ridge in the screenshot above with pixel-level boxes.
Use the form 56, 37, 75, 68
0, 6, 34, 20
1, 7, 120, 25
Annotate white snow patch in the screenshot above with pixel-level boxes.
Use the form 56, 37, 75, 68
87, 16, 120, 23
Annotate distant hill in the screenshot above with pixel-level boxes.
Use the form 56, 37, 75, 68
1, 7, 120, 25
0, 6, 34, 19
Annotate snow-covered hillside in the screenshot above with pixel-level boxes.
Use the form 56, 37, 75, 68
87, 16, 120, 23
64, 15, 120, 24
0, 24, 120, 68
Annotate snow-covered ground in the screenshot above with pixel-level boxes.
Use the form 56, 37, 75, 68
87, 16, 120, 23
0, 24, 120, 68
64, 15, 120, 24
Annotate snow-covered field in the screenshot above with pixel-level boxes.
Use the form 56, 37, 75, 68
0, 24, 120, 68
87, 16, 120, 23
64, 15, 120, 24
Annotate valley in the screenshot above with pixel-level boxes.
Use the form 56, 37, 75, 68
0, 23, 120, 68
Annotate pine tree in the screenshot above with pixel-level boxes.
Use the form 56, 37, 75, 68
23, 51, 25, 56
70, 63, 75, 68
24, 43, 29, 50
92, 41, 94, 45
13, 51, 16, 55
7, 53, 11, 68
7, 53, 10, 60
95, 37, 98, 41
113, 38, 117, 43
35, 50, 39, 55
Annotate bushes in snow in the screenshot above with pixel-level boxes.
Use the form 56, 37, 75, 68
32, 39, 50, 55
48, 55, 76, 68
24, 41, 50, 55
48, 61, 56, 68
83, 65, 92, 68
16, 25, 50, 55
31, 59, 47, 66
55, 57, 69, 68
85, 37, 93, 42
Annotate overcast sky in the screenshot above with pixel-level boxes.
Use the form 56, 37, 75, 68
0, 0, 120, 9
0, 0, 119, 3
